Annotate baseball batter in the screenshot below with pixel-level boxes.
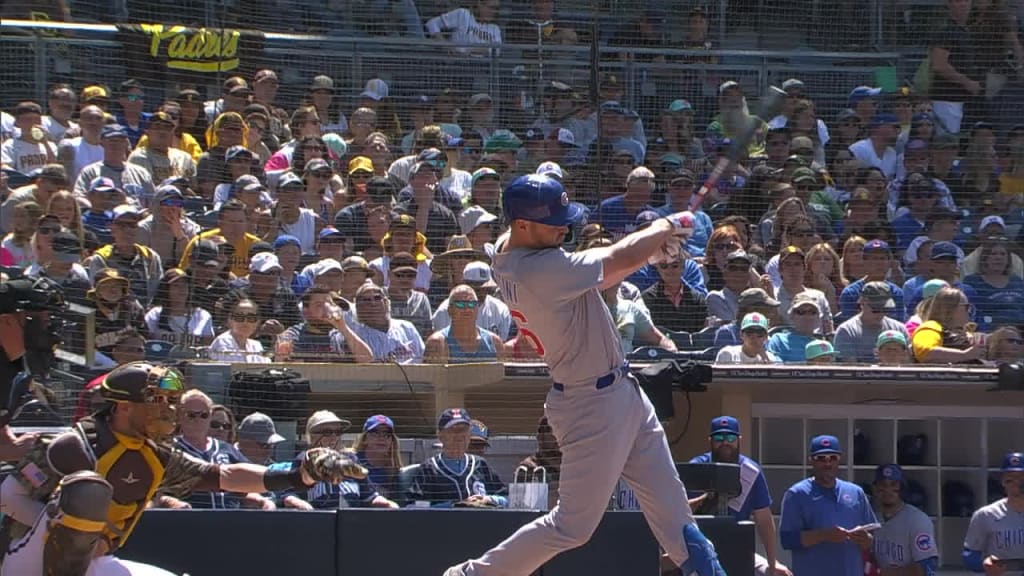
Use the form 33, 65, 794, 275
871, 464, 938, 575
443, 174, 725, 576
963, 452, 1024, 575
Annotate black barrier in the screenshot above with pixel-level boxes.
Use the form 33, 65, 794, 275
120, 510, 754, 576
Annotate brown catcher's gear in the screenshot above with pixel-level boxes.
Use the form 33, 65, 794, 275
302, 448, 368, 482
43, 471, 112, 576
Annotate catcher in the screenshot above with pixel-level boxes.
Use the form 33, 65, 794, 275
0, 361, 367, 576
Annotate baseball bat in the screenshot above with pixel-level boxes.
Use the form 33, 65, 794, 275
690, 85, 788, 211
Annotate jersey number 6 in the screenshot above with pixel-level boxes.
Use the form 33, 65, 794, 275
510, 310, 546, 357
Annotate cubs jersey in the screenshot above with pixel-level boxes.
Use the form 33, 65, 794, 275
964, 498, 1024, 574
873, 503, 938, 569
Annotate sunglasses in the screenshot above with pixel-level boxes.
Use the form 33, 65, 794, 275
314, 428, 344, 436
657, 262, 682, 269
812, 454, 840, 463
232, 313, 259, 323
452, 300, 479, 310
711, 432, 738, 443
37, 225, 60, 235
725, 264, 749, 272
391, 270, 417, 279
124, 94, 143, 102
368, 428, 393, 438
350, 172, 373, 179
248, 123, 267, 131
209, 421, 232, 430
462, 147, 480, 155
792, 308, 818, 316
313, 170, 333, 178
186, 410, 210, 419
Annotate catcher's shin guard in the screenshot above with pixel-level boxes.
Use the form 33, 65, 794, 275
680, 523, 727, 576
43, 471, 112, 576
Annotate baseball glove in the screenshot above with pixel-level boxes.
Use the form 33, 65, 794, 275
648, 211, 695, 265
454, 497, 498, 508
301, 448, 368, 482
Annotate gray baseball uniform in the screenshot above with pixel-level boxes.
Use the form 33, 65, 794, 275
964, 498, 1024, 575
873, 503, 938, 570
449, 239, 699, 575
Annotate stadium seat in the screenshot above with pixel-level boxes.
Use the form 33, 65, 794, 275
666, 331, 693, 350
145, 340, 172, 362
396, 464, 421, 507
691, 326, 718, 350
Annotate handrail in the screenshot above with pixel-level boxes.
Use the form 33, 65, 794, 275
0, 19, 905, 61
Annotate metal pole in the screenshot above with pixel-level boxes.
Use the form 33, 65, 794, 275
590, 1, 602, 200
532, 19, 552, 122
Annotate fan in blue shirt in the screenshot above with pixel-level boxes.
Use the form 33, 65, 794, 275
780, 435, 878, 576
596, 166, 657, 239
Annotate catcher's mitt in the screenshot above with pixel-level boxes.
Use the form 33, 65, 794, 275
454, 498, 498, 508
301, 448, 368, 482
648, 211, 695, 265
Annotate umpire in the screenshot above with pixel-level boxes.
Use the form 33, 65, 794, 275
872, 463, 939, 575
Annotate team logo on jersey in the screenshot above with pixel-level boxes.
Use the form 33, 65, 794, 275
560, 191, 569, 206
841, 493, 853, 504
915, 533, 932, 552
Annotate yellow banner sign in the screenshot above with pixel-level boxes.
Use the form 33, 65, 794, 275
141, 24, 241, 73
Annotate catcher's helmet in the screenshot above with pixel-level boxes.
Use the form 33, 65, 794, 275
503, 174, 584, 227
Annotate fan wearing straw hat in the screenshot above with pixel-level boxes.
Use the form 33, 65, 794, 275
427, 234, 489, 308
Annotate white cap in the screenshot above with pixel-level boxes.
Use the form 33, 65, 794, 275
313, 258, 343, 277
463, 260, 497, 288
536, 161, 565, 180
361, 78, 389, 101
555, 128, 576, 147
980, 215, 1006, 232
626, 166, 656, 185
305, 410, 351, 436
111, 204, 142, 221
458, 205, 499, 235
249, 252, 282, 274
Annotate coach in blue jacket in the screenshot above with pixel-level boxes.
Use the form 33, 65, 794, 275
779, 435, 878, 576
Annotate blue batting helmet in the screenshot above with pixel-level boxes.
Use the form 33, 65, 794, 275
503, 174, 584, 227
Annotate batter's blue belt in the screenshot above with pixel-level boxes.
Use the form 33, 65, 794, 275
552, 363, 629, 391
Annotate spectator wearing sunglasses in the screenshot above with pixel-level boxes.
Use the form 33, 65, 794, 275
911, 286, 986, 364
985, 326, 1024, 363
386, 252, 433, 336
396, 148, 465, 214
425, 284, 504, 364
174, 389, 253, 509
208, 404, 238, 444
962, 239, 1024, 332
208, 297, 271, 363
137, 185, 200, 264
715, 312, 780, 364
433, 262, 511, 339
234, 412, 284, 470
370, 214, 433, 292
353, 415, 405, 503
349, 281, 424, 363
780, 435, 877, 576
597, 166, 657, 240
833, 282, 908, 363
768, 291, 826, 363
275, 286, 373, 363
641, 253, 709, 334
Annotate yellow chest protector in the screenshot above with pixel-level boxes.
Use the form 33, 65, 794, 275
91, 430, 165, 548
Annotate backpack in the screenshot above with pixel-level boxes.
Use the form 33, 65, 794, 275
228, 367, 310, 421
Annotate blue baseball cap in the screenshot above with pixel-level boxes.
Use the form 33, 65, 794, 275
869, 113, 900, 128
849, 86, 882, 105
273, 234, 301, 250
634, 210, 661, 228
437, 408, 472, 431
875, 463, 905, 483
502, 174, 584, 227
101, 124, 129, 140
710, 416, 740, 435
319, 227, 344, 240
930, 241, 960, 261
810, 435, 842, 456
470, 419, 490, 445
863, 239, 891, 254
1002, 452, 1024, 472
363, 414, 394, 433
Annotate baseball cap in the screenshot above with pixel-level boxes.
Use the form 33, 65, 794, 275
930, 241, 960, 261
980, 215, 1006, 232
463, 261, 497, 289
273, 235, 301, 251
861, 281, 896, 311
503, 174, 583, 227
363, 414, 394, 433
718, 80, 741, 95
668, 168, 697, 185
361, 78, 389, 101
626, 166, 656, 185
341, 255, 370, 274
306, 410, 351, 435
634, 210, 661, 229
726, 250, 753, 265
790, 291, 822, 314
51, 231, 83, 263
237, 412, 285, 444
737, 288, 780, 308
190, 240, 222, 268
310, 75, 334, 92
810, 434, 842, 456
278, 172, 304, 189
154, 184, 185, 207
459, 205, 499, 235
390, 213, 416, 231
849, 188, 873, 205
311, 258, 343, 278
101, 125, 129, 140
111, 204, 142, 221
740, 312, 770, 332
1001, 452, 1024, 472
863, 239, 891, 254
791, 167, 817, 185
869, 113, 901, 128
536, 161, 566, 180
254, 69, 279, 84
249, 252, 282, 274
710, 416, 740, 435
667, 99, 694, 113
551, 128, 578, 148
875, 463, 905, 483
176, 88, 201, 102
837, 108, 859, 123
921, 278, 951, 299
248, 241, 273, 260
660, 153, 685, 168
782, 78, 805, 92
780, 245, 806, 262
932, 134, 960, 150
876, 330, 908, 349
366, 177, 396, 204
805, 339, 835, 360
319, 227, 344, 241
472, 167, 500, 186
849, 86, 882, 105
83, 85, 109, 101
304, 158, 330, 174
484, 130, 523, 153
87, 177, 117, 195
470, 419, 490, 445
437, 408, 472, 430
348, 156, 373, 174
906, 139, 929, 153
389, 252, 418, 274
225, 145, 254, 162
